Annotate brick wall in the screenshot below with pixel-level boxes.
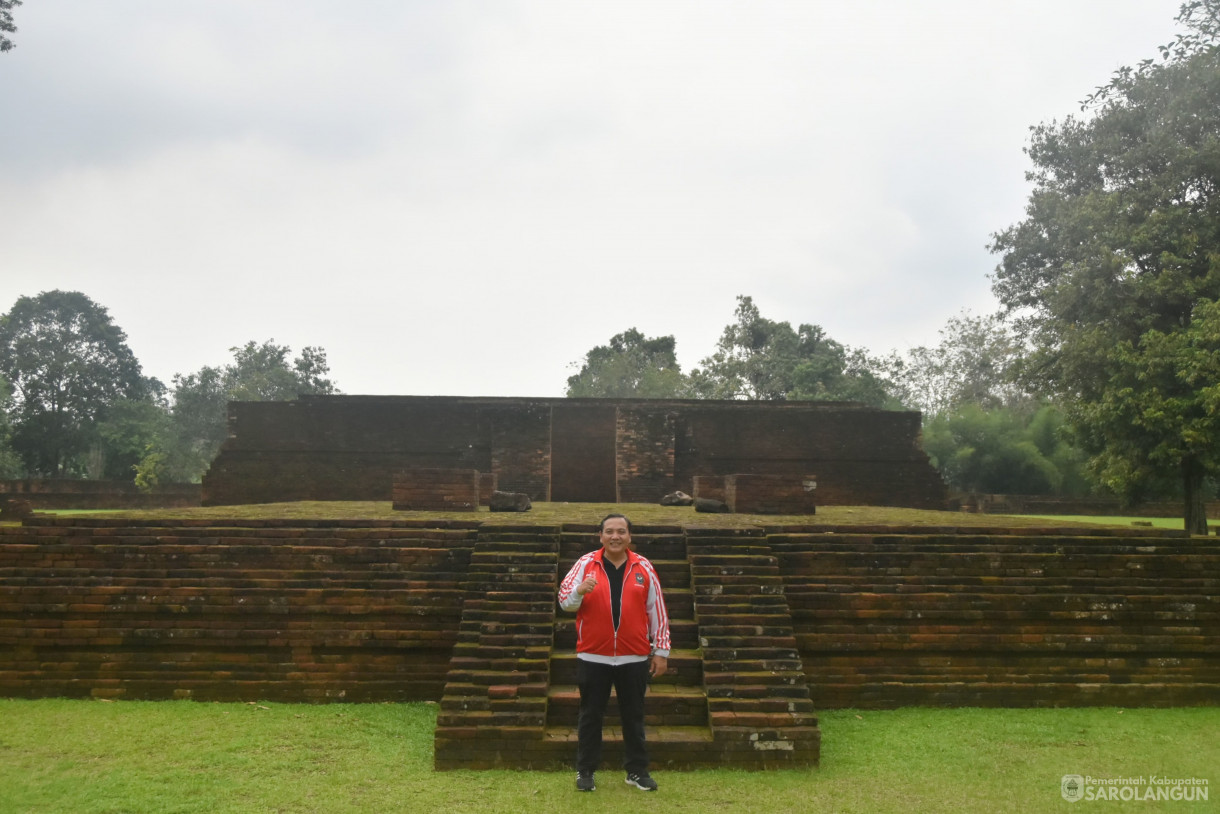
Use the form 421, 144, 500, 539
0, 519, 477, 702
773, 530, 1220, 708
616, 407, 677, 502
392, 469, 480, 511
3, 519, 1216, 709
487, 404, 551, 501
725, 474, 817, 514
201, 396, 946, 509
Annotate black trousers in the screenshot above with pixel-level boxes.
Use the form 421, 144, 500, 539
575, 658, 651, 775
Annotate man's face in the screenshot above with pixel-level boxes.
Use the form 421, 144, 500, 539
600, 517, 631, 556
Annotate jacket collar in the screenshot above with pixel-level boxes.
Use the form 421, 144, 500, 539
595, 547, 637, 569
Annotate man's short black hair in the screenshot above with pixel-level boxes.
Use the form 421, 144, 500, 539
599, 513, 632, 533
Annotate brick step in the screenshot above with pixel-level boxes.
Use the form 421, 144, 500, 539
787, 587, 1220, 601
707, 696, 815, 714
442, 668, 551, 686
467, 557, 557, 568
691, 564, 780, 576
437, 709, 547, 727
541, 724, 715, 754
464, 576, 557, 589
459, 607, 553, 622
470, 550, 559, 561
455, 631, 552, 645
704, 671, 810, 689
784, 578, 1220, 592
451, 643, 551, 660
549, 651, 703, 686
697, 623, 796, 637
690, 552, 778, 563
693, 593, 788, 605
706, 683, 812, 700
447, 656, 548, 672
694, 583, 786, 598
458, 620, 555, 635
461, 599, 554, 612
805, 669, 1220, 684
710, 710, 819, 728
440, 681, 548, 701
698, 634, 797, 649
703, 657, 804, 673
702, 647, 801, 662
546, 684, 709, 727
440, 693, 548, 713
0, 571, 475, 586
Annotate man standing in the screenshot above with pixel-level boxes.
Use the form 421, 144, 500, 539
557, 513, 670, 792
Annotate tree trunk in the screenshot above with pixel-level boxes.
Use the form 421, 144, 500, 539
1182, 455, 1208, 536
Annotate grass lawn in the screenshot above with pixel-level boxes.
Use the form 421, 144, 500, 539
11, 501, 1165, 530
0, 701, 1214, 814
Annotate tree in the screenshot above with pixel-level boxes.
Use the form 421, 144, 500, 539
0, 291, 148, 476
990, 1, 1220, 532
922, 403, 1091, 496
136, 340, 338, 486
689, 295, 894, 407
882, 311, 1028, 418
0, 0, 21, 53
0, 375, 25, 478
566, 329, 689, 398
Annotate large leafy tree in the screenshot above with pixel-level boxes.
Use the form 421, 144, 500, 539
882, 311, 1028, 418
566, 329, 689, 398
137, 340, 338, 486
0, 291, 148, 476
0, 375, 24, 478
923, 404, 1091, 496
689, 295, 893, 407
990, 1, 1220, 533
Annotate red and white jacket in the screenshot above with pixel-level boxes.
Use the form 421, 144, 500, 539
558, 548, 671, 664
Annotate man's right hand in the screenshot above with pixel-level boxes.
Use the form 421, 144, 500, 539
577, 576, 598, 596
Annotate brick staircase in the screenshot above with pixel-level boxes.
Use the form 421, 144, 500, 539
434, 524, 821, 769
433, 525, 562, 769
687, 528, 821, 766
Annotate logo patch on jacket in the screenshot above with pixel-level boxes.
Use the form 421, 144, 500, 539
635, 572, 645, 586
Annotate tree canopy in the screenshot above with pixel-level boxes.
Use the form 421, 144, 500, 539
565, 329, 688, 398
0, 291, 149, 476
0, 0, 21, 53
688, 296, 893, 407
990, 0, 1220, 532
882, 311, 1027, 419
136, 340, 338, 486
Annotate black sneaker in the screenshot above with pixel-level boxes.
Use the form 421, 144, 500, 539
626, 772, 658, 791
576, 772, 596, 792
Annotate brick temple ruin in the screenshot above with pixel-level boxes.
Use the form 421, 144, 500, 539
200, 395, 947, 507
4, 396, 1216, 771
2, 516, 1218, 770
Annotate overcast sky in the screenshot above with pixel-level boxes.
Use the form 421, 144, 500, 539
0, 1, 1187, 398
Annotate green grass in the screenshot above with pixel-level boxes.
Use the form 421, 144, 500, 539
0, 701, 1214, 813
23, 500, 1134, 530
1021, 514, 1201, 532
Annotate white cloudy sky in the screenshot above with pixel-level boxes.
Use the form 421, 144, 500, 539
0, 0, 1186, 397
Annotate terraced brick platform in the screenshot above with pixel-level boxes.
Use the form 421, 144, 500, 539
3, 516, 1217, 772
